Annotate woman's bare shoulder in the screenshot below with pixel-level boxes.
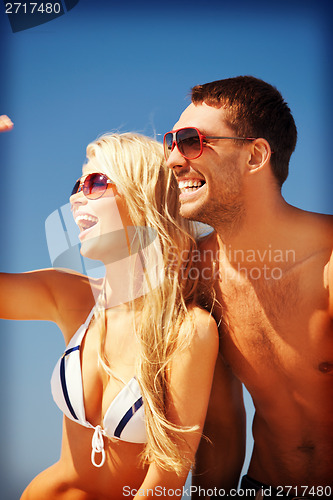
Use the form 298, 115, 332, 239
43, 268, 103, 337
47, 267, 103, 294
182, 304, 219, 348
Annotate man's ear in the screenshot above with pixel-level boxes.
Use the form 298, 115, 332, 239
247, 138, 272, 174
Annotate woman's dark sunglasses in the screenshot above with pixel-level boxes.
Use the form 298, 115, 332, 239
71, 173, 115, 200
163, 127, 256, 160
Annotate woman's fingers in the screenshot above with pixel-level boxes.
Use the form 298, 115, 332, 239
0, 115, 14, 132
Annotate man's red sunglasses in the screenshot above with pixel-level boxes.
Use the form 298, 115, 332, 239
163, 127, 256, 160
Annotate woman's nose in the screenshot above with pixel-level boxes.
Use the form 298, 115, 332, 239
70, 190, 87, 210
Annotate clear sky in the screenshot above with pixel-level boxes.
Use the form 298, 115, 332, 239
0, 0, 332, 498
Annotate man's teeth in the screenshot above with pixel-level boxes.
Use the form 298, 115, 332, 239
178, 180, 205, 192
75, 214, 98, 231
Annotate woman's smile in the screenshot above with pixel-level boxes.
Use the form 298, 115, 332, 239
75, 212, 99, 239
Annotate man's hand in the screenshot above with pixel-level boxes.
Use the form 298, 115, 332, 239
0, 115, 13, 132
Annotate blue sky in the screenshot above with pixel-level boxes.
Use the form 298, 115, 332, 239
0, 0, 332, 497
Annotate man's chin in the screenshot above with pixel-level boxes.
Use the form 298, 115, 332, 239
179, 203, 206, 224
178, 187, 211, 222
179, 204, 197, 221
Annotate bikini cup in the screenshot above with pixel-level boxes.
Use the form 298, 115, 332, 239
51, 306, 147, 467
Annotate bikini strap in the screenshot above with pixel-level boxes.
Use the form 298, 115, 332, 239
83, 303, 97, 328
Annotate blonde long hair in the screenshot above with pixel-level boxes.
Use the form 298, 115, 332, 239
85, 133, 199, 473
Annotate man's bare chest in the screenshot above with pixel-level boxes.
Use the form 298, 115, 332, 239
208, 256, 332, 380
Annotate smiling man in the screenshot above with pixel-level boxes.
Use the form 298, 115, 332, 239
165, 76, 333, 498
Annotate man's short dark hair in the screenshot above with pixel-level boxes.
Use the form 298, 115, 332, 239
191, 76, 297, 187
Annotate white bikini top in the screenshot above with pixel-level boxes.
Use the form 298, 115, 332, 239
50, 306, 147, 467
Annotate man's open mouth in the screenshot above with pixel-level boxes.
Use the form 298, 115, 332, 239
178, 179, 206, 194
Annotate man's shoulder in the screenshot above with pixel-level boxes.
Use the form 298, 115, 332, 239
294, 209, 333, 250
292, 209, 333, 316
301, 210, 333, 227
308, 211, 333, 225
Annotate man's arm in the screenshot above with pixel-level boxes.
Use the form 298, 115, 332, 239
192, 355, 246, 497
327, 250, 333, 318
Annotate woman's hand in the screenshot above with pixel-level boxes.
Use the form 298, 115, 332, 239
0, 115, 13, 132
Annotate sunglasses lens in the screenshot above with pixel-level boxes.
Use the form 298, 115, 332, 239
163, 132, 174, 159
83, 173, 108, 199
71, 179, 81, 196
177, 128, 201, 159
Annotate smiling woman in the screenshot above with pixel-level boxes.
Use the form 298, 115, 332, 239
70, 172, 132, 263
0, 121, 219, 499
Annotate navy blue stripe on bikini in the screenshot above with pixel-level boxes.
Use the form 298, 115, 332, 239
60, 345, 143, 438
114, 397, 143, 438
60, 346, 80, 420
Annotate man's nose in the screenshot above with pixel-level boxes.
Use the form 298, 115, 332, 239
166, 143, 189, 172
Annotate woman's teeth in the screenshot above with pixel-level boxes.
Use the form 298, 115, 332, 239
75, 214, 98, 231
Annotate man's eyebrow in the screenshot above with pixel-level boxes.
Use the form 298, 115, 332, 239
199, 128, 216, 136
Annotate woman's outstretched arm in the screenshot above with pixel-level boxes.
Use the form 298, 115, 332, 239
0, 269, 98, 330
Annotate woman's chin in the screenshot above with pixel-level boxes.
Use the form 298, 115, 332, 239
79, 233, 131, 266
79, 239, 99, 260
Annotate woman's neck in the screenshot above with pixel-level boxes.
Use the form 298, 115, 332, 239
102, 251, 145, 309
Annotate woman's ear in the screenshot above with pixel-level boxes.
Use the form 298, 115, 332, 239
247, 138, 271, 173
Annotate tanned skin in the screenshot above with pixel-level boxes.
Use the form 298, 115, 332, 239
167, 102, 333, 497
